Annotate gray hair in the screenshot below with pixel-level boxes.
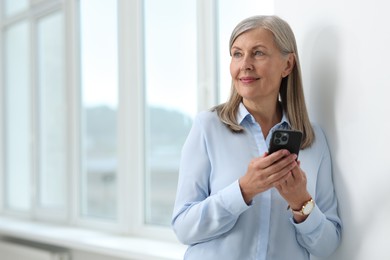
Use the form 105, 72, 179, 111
229, 15, 297, 56
214, 15, 315, 148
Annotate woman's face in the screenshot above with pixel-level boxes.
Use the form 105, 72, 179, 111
230, 28, 293, 105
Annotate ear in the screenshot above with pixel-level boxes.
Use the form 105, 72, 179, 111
281, 53, 295, 78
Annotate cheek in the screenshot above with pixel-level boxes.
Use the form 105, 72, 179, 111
230, 61, 239, 78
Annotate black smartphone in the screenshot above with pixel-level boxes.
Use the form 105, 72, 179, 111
268, 129, 303, 156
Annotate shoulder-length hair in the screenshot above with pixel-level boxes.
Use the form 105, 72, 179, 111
214, 15, 314, 149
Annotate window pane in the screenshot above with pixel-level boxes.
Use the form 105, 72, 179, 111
3, 0, 28, 17
217, 0, 274, 102
79, 0, 118, 220
37, 12, 66, 209
144, 0, 197, 225
4, 21, 31, 211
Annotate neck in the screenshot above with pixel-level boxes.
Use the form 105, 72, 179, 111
243, 99, 282, 138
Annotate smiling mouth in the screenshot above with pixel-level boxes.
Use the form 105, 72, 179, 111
240, 77, 260, 84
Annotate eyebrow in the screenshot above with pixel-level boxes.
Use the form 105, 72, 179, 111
231, 44, 268, 51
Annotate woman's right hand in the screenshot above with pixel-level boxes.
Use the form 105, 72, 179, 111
239, 150, 298, 204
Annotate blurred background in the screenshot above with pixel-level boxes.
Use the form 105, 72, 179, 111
1, 0, 390, 259
0, 0, 273, 259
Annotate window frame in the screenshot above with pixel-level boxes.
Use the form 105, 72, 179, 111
2, 19, 33, 216
33, 5, 68, 223
0, 0, 221, 242
0, 0, 68, 221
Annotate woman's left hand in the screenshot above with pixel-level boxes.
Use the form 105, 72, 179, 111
275, 161, 311, 212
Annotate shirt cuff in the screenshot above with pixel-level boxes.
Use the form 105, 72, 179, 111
219, 180, 251, 216
290, 205, 324, 234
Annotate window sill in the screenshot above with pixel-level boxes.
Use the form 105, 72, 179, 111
0, 217, 186, 260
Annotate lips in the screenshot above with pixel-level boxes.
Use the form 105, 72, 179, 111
239, 76, 260, 84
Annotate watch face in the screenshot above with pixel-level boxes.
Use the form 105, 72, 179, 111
302, 201, 314, 215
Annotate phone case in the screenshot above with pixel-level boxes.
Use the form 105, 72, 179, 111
268, 129, 303, 156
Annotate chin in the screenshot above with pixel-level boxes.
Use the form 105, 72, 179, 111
237, 90, 260, 100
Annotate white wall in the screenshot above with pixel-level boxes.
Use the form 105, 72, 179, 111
275, 0, 390, 259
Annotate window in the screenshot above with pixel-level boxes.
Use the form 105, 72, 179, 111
3, 0, 28, 17
3, 21, 31, 212
0, 0, 273, 239
143, 0, 197, 226
2, 2, 67, 219
37, 11, 66, 212
79, 0, 119, 221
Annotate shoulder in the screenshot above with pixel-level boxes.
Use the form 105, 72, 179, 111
305, 122, 331, 157
299, 123, 332, 178
311, 123, 328, 145
192, 110, 233, 139
194, 110, 224, 128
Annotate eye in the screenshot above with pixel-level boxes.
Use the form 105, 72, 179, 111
232, 51, 242, 58
254, 50, 265, 56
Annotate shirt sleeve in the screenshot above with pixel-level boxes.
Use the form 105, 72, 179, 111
171, 114, 250, 245
290, 131, 342, 257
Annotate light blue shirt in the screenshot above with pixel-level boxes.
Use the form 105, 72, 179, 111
172, 103, 342, 260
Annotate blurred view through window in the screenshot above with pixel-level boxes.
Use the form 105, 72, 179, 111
144, 0, 197, 225
3, 20, 31, 211
0, 0, 274, 232
79, 0, 119, 220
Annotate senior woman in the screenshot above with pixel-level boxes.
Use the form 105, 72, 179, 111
172, 15, 342, 260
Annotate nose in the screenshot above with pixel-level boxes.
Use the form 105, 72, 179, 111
240, 56, 254, 71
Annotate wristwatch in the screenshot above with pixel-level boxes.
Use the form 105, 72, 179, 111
291, 198, 315, 216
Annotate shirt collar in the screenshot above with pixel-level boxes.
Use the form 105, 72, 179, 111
237, 102, 291, 129
237, 102, 252, 125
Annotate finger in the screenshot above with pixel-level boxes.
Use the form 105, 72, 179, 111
264, 149, 291, 166
249, 153, 271, 170
284, 171, 295, 186
266, 154, 297, 176
263, 171, 287, 190
273, 171, 292, 189
291, 166, 305, 182
251, 151, 292, 171
270, 159, 298, 187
